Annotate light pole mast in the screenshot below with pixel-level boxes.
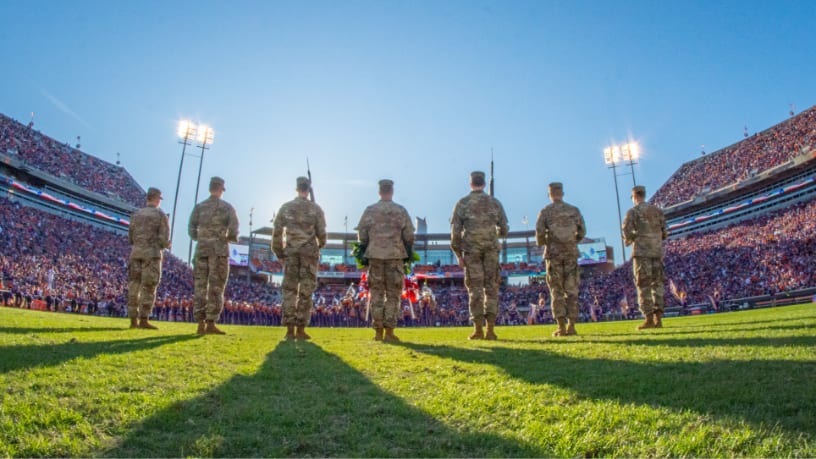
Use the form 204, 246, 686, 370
170, 120, 195, 253
605, 146, 626, 263
187, 125, 213, 265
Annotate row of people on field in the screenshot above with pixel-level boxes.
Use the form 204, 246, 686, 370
3, 184, 810, 332
126, 171, 667, 340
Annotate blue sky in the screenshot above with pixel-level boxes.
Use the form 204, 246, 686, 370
1, 0, 814, 264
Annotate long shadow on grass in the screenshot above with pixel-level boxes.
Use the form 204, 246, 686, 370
0, 335, 199, 374
105, 341, 542, 458
575, 333, 816, 348
0, 326, 125, 334
398, 342, 816, 437
583, 320, 815, 338
667, 317, 799, 328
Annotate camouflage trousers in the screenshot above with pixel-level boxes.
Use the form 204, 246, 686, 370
193, 254, 229, 321
546, 257, 579, 320
633, 256, 665, 315
367, 258, 404, 329
463, 248, 500, 323
127, 256, 162, 319
281, 253, 318, 327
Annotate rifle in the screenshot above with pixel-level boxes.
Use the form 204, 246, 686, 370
306, 158, 315, 202
489, 148, 495, 197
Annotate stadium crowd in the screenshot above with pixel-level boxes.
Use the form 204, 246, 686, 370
651, 106, 816, 208
2, 106, 815, 328
580, 198, 816, 316
0, 114, 145, 207
3, 189, 815, 327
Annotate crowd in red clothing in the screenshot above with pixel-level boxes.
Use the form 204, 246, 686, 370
651, 106, 816, 208
0, 114, 145, 207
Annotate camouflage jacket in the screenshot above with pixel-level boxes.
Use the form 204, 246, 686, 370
188, 196, 240, 257
450, 190, 509, 255
535, 200, 586, 260
622, 201, 667, 258
128, 205, 170, 259
272, 197, 327, 258
357, 200, 414, 260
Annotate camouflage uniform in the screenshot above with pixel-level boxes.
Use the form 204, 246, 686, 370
535, 183, 586, 322
450, 174, 509, 324
623, 186, 667, 315
272, 179, 327, 327
357, 180, 414, 330
188, 177, 239, 322
127, 188, 170, 319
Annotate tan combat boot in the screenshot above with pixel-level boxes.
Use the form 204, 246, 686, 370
139, 317, 159, 330
468, 320, 485, 340
637, 313, 656, 330
654, 310, 664, 328
205, 320, 226, 335
373, 327, 384, 341
384, 327, 400, 343
552, 317, 568, 337
295, 325, 311, 340
129, 317, 139, 329
566, 318, 578, 336
485, 319, 498, 340
284, 325, 296, 340
196, 320, 206, 335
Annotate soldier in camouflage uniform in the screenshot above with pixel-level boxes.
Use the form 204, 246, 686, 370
450, 171, 509, 340
535, 182, 586, 337
357, 179, 414, 342
272, 176, 327, 341
623, 185, 668, 330
188, 177, 240, 335
127, 187, 170, 329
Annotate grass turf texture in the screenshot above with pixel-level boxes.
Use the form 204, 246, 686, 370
0, 305, 814, 457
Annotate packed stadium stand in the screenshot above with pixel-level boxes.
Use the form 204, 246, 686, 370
582, 106, 816, 317
1, 106, 814, 327
0, 114, 145, 207
651, 106, 816, 209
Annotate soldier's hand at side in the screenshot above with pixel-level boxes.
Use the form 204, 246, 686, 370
457, 256, 464, 268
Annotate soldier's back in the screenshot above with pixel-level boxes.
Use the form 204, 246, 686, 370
191, 196, 238, 257
454, 191, 507, 245
278, 197, 326, 250
539, 201, 583, 258
130, 207, 166, 258
195, 197, 234, 236
360, 201, 412, 259
630, 202, 665, 258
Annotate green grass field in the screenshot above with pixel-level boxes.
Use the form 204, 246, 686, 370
1, 305, 814, 458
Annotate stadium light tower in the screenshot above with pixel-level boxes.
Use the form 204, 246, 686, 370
620, 142, 640, 188
187, 125, 214, 265
604, 145, 627, 263
170, 120, 196, 254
